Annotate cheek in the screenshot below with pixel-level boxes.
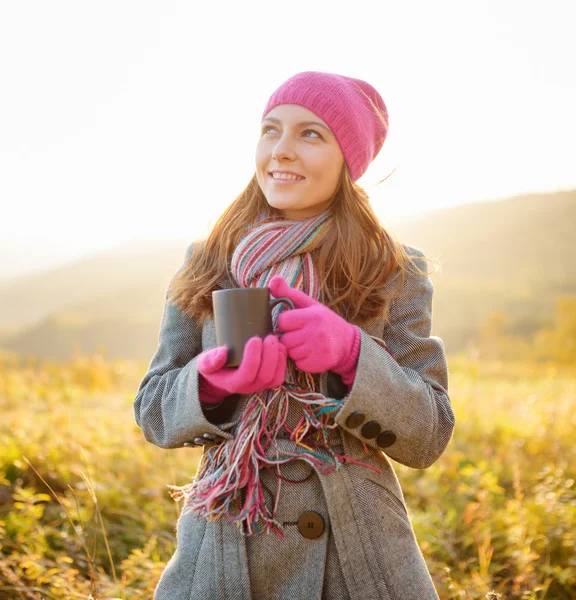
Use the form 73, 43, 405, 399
309, 164, 340, 195
324, 158, 344, 191
254, 144, 268, 169
255, 156, 269, 186
308, 152, 342, 181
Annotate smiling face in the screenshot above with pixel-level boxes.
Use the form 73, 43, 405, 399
255, 104, 345, 220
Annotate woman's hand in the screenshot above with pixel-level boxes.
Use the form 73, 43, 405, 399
268, 276, 360, 380
197, 334, 288, 399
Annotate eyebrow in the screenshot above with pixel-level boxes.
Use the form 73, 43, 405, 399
262, 117, 331, 132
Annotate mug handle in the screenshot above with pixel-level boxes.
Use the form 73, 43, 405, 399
269, 297, 295, 338
270, 297, 295, 311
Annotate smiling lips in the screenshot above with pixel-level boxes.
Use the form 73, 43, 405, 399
269, 172, 305, 184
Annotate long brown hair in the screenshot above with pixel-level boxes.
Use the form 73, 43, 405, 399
168, 164, 437, 329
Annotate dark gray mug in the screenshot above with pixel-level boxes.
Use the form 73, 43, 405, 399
212, 287, 295, 367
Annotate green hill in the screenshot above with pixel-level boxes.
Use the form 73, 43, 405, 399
1, 190, 574, 360
392, 189, 576, 349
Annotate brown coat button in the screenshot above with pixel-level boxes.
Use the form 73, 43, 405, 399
346, 411, 366, 428
377, 430, 397, 448
361, 420, 382, 439
297, 511, 325, 539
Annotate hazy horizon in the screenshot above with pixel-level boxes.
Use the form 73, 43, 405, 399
2, 187, 574, 281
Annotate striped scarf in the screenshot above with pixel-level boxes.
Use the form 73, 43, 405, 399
171, 209, 381, 537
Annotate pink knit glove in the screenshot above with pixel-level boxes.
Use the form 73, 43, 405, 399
268, 276, 361, 387
197, 335, 288, 404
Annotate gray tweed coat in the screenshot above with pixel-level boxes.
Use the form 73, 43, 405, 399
133, 241, 455, 600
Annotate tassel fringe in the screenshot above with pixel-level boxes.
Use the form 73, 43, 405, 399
169, 358, 380, 537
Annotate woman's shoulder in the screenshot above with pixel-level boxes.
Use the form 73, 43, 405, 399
391, 243, 433, 289
399, 242, 425, 259
183, 238, 208, 262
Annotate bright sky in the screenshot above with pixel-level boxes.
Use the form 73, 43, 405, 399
1, 0, 575, 277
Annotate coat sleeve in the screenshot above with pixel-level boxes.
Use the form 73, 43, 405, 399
334, 247, 455, 469
132, 242, 245, 449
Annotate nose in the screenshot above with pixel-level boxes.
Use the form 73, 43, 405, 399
271, 133, 297, 161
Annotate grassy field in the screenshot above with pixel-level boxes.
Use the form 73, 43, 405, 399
0, 350, 574, 599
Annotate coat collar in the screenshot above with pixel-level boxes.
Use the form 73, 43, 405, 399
217, 276, 235, 290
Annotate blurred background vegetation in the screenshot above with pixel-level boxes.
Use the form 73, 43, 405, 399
1, 189, 575, 598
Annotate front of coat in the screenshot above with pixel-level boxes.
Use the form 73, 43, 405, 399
133, 242, 455, 600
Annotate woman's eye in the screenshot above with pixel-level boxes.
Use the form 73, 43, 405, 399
260, 126, 322, 139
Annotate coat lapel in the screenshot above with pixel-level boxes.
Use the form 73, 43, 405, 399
215, 518, 253, 600
316, 464, 390, 600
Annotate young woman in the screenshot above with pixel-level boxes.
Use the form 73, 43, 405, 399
133, 71, 455, 600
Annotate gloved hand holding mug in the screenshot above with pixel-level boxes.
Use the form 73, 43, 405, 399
268, 276, 361, 387
197, 334, 288, 404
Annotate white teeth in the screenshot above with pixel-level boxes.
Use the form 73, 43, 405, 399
271, 172, 304, 180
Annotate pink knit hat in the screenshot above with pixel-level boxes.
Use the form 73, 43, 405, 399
261, 71, 389, 182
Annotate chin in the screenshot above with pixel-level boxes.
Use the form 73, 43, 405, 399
265, 198, 298, 212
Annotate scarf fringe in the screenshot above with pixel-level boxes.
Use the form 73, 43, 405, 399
169, 360, 380, 537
